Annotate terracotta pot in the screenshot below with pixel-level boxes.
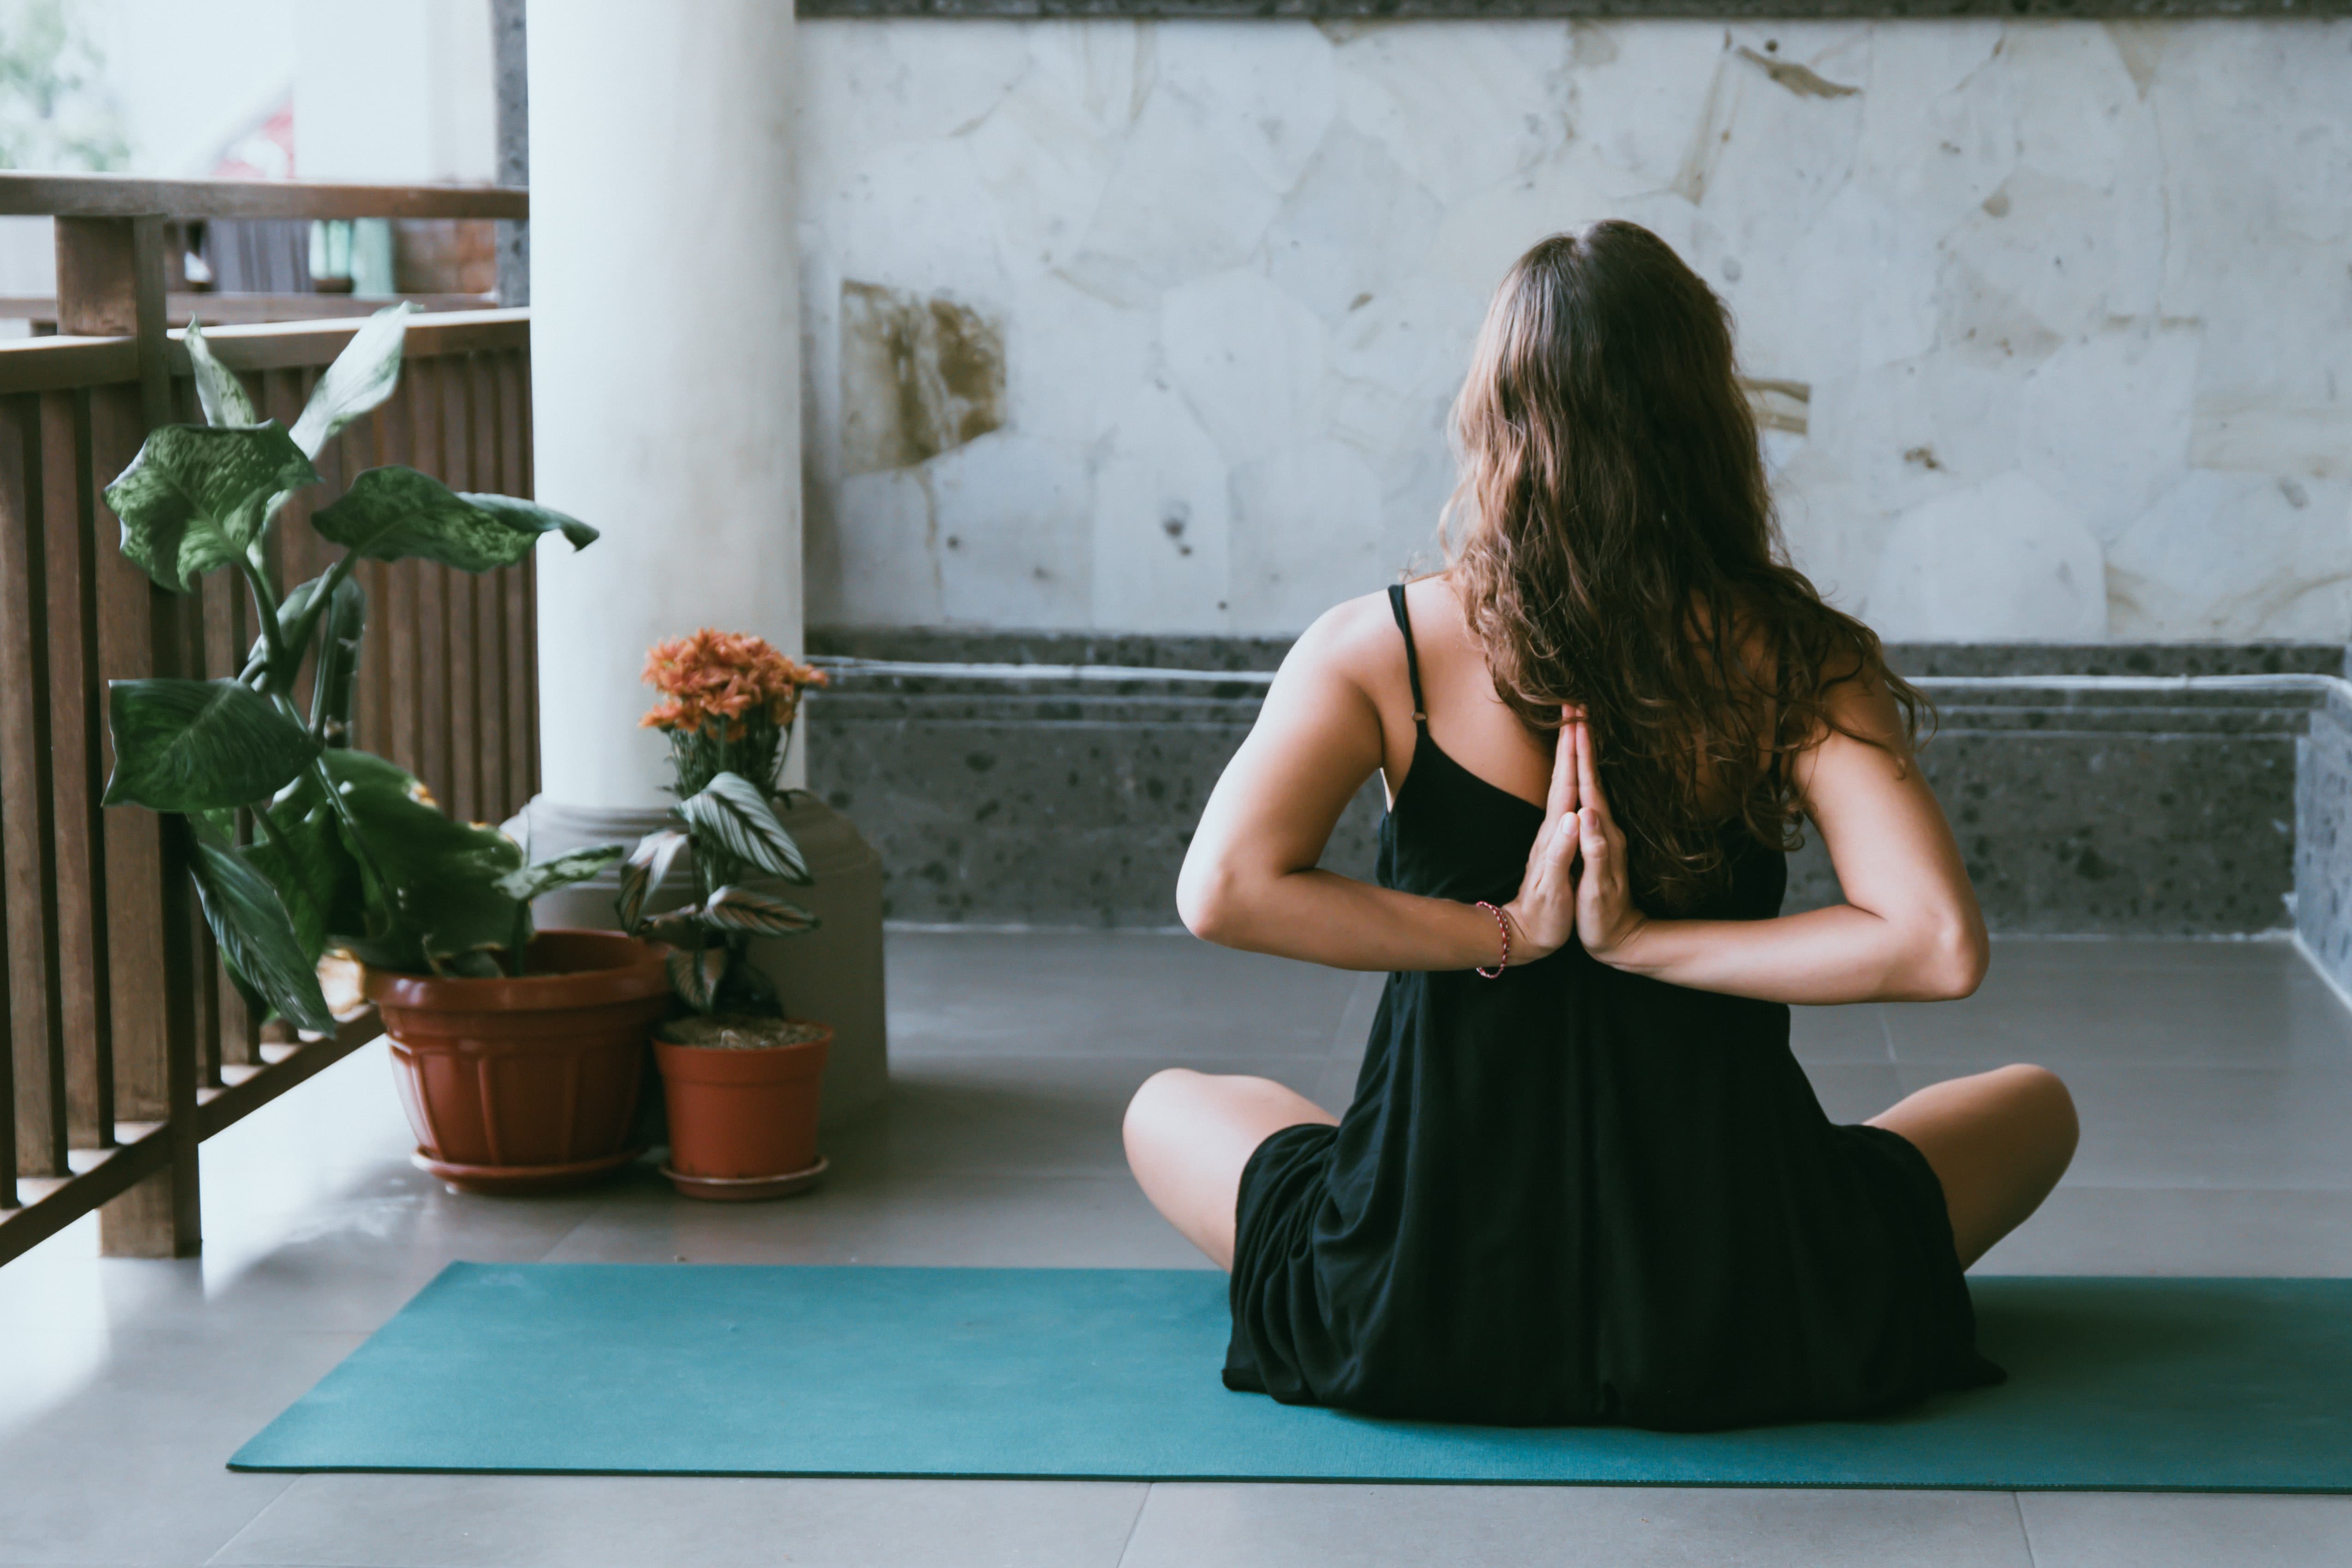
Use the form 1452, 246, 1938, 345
368, 929, 672, 1195
656, 1021, 832, 1199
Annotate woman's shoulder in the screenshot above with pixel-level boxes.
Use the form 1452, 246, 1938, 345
1260, 586, 1432, 736
1283, 586, 1410, 677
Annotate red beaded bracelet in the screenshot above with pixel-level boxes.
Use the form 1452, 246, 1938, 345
1475, 900, 1510, 978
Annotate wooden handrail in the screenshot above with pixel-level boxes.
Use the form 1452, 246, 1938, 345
0, 292, 500, 325
0, 308, 530, 392
0, 172, 526, 221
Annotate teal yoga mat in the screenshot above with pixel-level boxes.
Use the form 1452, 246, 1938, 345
232, 1265, 2352, 1489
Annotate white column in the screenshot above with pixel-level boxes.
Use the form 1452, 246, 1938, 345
527, 0, 801, 810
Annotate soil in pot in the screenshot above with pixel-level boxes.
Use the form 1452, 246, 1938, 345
368, 929, 672, 1195
656, 1014, 831, 1201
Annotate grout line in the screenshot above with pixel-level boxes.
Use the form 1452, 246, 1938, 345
2012, 1490, 2042, 1568
196, 1470, 305, 1568
2291, 930, 2352, 1020
1112, 1480, 1155, 1568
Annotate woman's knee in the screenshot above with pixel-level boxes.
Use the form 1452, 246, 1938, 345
1995, 1063, 2079, 1164
1124, 1067, 1202, 1146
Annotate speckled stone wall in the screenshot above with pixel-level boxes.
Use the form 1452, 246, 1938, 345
805, 633, 2335, 930
1782, 680, 2311, 930
2295, 686, 2352, 994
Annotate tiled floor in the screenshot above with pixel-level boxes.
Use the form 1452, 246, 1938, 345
6, 932, 2352, 1566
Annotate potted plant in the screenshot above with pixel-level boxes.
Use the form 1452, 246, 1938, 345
619, 630, 833, 1200
98, 306, 656, 1194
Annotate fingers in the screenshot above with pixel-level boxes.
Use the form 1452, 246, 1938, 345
1546, 705, 1579, 822
1574, 715, 1610, 827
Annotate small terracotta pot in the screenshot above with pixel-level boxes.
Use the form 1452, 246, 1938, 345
656, 1021, 832, 1198
368, 929, 671, 1195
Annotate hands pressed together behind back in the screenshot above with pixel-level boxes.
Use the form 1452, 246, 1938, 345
1501, 707, 1650, 969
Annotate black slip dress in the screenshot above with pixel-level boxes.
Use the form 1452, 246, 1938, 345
1223, 584, 2003, 1432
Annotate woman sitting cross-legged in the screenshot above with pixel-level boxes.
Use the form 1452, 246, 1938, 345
1123, 221, 2079, 1432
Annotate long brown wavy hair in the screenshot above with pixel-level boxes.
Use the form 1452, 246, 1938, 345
1445, 222, 1928, 913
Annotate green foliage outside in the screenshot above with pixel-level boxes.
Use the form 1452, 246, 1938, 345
0, 0, 129, 172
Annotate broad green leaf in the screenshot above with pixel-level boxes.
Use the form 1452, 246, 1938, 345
104, 423, 319, 593
617, 828, 689, 932
188, 840, 336, 1035
183, 320, 256, 426
677, 772, 811, 884
290, 303, 413, 459
314, 749, 525, 975
667, 942, 727, 1014
495, 843, 626, 903
311, 465, 598, 574
466, 491, 598, 552
103, 678, 321, 812
699, 884, 820, 937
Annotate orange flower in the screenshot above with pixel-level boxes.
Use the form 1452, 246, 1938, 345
640, 628, 829, 735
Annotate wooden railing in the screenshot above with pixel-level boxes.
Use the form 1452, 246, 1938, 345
0, 175, 534, 1263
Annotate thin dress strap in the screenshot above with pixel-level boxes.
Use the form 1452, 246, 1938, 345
1387, 582, 1428, 731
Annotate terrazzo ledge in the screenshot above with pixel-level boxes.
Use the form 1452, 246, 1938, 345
804, 629, 2348, 941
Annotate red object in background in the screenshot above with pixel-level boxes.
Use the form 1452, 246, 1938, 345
211, 97, 296, 180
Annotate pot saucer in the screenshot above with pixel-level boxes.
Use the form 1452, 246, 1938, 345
414, 1145, 647, 1196
660, 1154, 828, 1202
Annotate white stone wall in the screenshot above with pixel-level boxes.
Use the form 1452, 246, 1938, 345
796, 18, 2352, 642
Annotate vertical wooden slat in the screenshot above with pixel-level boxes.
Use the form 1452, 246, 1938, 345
194, 448, 258, 1070
186, 563, 222, 1092
498, 348, 536, 805
438, 355, 483, 825
404, 361, 452, 809
264, 368, 321, 720
366, 390, 417, 779
43, 391, 111, 1158
0, 394, 63, 1196
335, 402, 385, 758
475, 562, 505, 818
89, 385, 168, 1126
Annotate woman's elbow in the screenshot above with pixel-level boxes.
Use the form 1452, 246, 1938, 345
1175, 854, 1244, 947
1914, 909, 1990, 1000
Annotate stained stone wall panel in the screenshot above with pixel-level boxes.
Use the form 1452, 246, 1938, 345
796, 17, 2352, 644
1866, 472, 2108, 641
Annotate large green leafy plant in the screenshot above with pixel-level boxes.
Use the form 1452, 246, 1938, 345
101, 307, 621, 1035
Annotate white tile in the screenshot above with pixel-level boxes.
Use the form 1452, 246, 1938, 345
1122, 1482, 2034, 1568
2020, 1492, 2352, 1568
215, 1473, 1146, 1568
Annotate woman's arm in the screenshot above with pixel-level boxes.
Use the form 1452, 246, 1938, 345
1564, 672, 1989, 1005
1176, 600, 1514, 973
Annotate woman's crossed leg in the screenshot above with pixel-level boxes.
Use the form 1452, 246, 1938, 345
1124, 1069, 1336, 1270
1869, 1062, 2079, 1268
